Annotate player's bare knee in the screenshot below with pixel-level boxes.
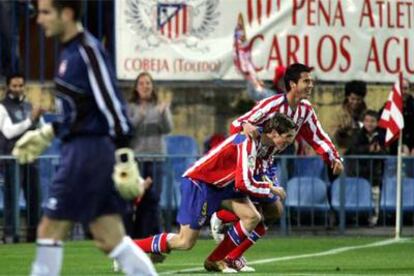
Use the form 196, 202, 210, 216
174, 234, 197, 250
241, 209, 261, 230
180, 238, 196, 250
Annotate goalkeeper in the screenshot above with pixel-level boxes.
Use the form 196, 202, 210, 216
12, 1, 156, 275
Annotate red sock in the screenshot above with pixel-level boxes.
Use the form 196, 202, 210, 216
216, 209, 239, 223
134, 233, 169, 254
207, 221, 249, 261
227, 222, 266, 260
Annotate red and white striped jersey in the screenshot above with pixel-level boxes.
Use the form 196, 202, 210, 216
183, 133, 276, 198
230, 94, 340, 164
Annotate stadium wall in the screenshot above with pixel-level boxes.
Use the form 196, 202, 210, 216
0, 82, 390, 149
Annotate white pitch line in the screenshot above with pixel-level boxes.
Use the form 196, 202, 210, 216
159, 238, 408, 275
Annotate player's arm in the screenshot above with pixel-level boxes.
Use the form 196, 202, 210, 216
230, 95, 283, 136
80, 43, 144, 199
234, 137, 272, 198
299, 107, 344, 175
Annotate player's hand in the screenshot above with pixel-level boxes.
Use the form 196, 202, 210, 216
12, 124, 54, 164
242, 122, 259, 138
331, 159, 344, 175
112, 148, 145, 200
270, 186, 286, 201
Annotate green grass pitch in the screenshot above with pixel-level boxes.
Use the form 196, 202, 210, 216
0, 236, 413, 275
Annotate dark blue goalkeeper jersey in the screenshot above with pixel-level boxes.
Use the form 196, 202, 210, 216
52, 31, 131, 147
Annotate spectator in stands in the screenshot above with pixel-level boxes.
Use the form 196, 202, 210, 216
346, 110, 386, 227
378, 78, 414, 177
401, 78, 414, 177
402, 78, 414, 154
126, 71, 173, 242
331, 81, 367, 153
383, 78, 414, 155
332, 81, 367, 154
0, 73, 42, 242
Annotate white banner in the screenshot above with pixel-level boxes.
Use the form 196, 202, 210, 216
116, 0, 414, 82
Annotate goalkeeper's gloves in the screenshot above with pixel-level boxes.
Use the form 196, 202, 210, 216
12, 124, 54, 164
112, 148, 145, 200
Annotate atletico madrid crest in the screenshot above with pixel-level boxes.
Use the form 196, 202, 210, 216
125, 0, 220, 50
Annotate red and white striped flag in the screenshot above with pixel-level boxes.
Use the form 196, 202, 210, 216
233, 13, 262, 90
378, 74, 404, 146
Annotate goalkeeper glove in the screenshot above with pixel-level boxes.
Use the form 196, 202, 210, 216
12, 124, 54, 164
112, 148, 144, 200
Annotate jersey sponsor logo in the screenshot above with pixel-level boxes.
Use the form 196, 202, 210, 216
58, 60, 68, 76
125, 0, 219, 51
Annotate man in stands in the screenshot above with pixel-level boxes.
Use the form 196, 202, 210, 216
0, 73, 43, 243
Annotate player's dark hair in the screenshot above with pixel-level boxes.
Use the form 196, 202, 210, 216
129, 71, 158, 104
6, 72, 25, 86
51, 0, 84, 21
345, 80, 367, 98
284, 63, 313, 91
263, 113, 296, 134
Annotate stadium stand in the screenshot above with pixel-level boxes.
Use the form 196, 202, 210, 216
381, 177, 414, 211
291, 157, 326, 178
285, 176, 330, 211
331, 177, 372, 212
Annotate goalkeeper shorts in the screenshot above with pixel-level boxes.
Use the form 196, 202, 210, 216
43, 136, 126, 223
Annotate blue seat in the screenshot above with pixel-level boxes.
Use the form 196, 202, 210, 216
381, 177, 414, 211
383, 157, 397, 178
161, 135, 199, 210
331, 177, 372, 211
285, 177, 329, 210
292, 157, 326, 178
